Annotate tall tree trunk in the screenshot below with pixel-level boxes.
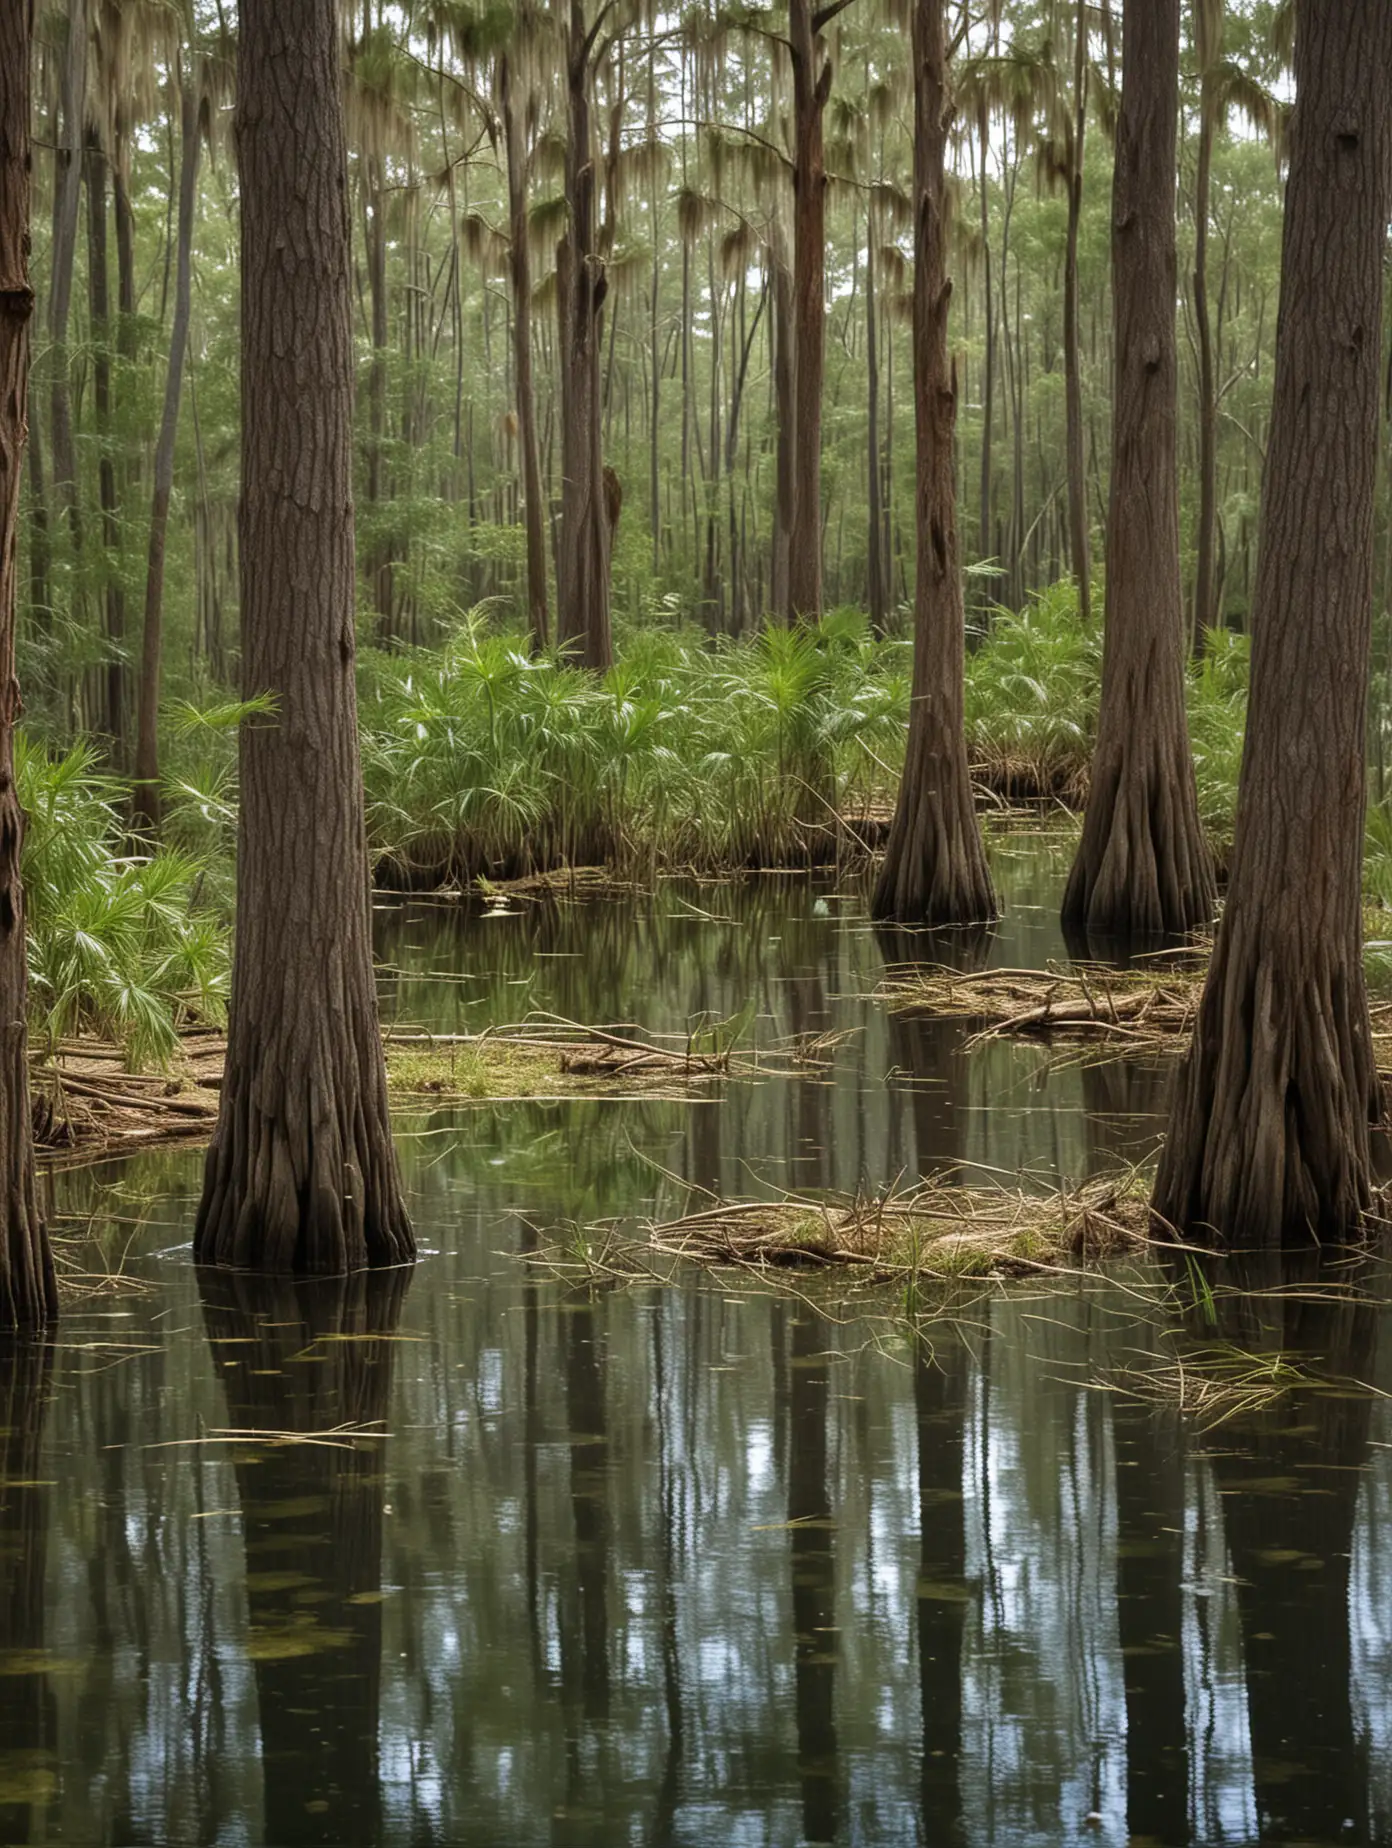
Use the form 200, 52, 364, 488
872, 0, 996, 926
500, 53, 549, 652
647, 48, 661, 577
195, 0, 415, 1275
85, 128, 127, 762
363, 150, 393, 642
1192, 19, 1219, 650
1063, 0, 1090, 623
865, 225, 886, 633
133, 71, 200, 835
786, 0, 837, 623
48, 0, 86, 551
977, 94, 994, 567
770, 237, 795, 621
556, 3, 612, 671
1062, 0, 1215, 942
1152, 0, 1392, 1245
0, 0, 58, 1328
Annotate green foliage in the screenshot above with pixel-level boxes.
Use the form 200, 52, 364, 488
1188, 628, 1249, 858
19, 739, 229, 1065
965, 581, 1101, 798
359, 608, 909, 879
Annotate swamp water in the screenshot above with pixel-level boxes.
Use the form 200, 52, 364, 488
8, 830, 1392, 1846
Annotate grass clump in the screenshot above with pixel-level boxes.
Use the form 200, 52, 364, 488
21, 739, 228, 1066
966, 580, 1100, 801
358, 609, 908, 884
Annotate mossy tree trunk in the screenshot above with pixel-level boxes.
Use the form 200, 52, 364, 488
871, 0, 996, 926
195, 0, 414, 1275
0, 0, 58, 1329
1062, 0, 1215, 944
1152, 0, 1392, 1245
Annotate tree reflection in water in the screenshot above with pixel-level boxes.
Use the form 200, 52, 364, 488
197, 1264, 413, 1848
915, 1330, 966, 1842
0, 1341, 54, 1843
777, 1299, 841, 1843
1188, 1248, 1378, 1845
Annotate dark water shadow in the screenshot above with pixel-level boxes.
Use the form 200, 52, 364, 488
1172, 1247, 1381, 1843
0, 1341, 55, 1843
196, 1265, 414, 1848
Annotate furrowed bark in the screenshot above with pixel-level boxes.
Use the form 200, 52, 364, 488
556, 3, 612, 671
872, 0, 996, 927
0, 0, 58, 1327
786, 0, 833, 623
1062, 0, 1090, 624
1062, 0, 1215, 944
195, 0, 414, 1275
501, 52, 549, 653
1152, 0, 1392, 1245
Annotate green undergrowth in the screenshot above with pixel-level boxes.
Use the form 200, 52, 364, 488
359, 607, 909, 883
355, 587, 1264, 885
20, 738, 229, 1065
23, 582, 1392, 1072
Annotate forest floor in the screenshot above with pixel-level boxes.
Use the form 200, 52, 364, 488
29, 1020, 811, 1165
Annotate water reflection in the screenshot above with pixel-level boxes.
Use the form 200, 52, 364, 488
19, 850, 1392, 1843
17, 1233, 1392, 1844
198, 1267, 412, 1848
781, 1303, 840, 1842
1195, 1252, 1378, 1844
374, 833, 1173, 1197
916, 1334, 966, 1842
0, 1342, 54, 1840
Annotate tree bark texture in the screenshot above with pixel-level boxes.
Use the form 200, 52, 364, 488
1192, 53, 1219, 649
556, 4, 612, 670
195, 0, 414, 1275
865, 227, 886, 634
872, 0, 996, 927
363, 150, 394, 643
786, 0, 831, 622
1062, 0, 1090, 625
133, 71, 200, 833
84, 128, 127, 762
1062, 0, 1215, 943
47, 0, 87, 544
501, 53, 549, 653
0, 0, 58, 1329
1152, 0, 1392, 1245
770, 239, 795, 622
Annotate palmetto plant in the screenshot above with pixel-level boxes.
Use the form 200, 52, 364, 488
20, 737, 229, 1064
359, 607, 910, 879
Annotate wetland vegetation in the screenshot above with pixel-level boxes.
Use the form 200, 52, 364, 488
2, 0, 1392, 1841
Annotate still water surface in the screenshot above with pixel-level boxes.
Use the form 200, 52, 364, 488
7, 832, 1392, 1846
